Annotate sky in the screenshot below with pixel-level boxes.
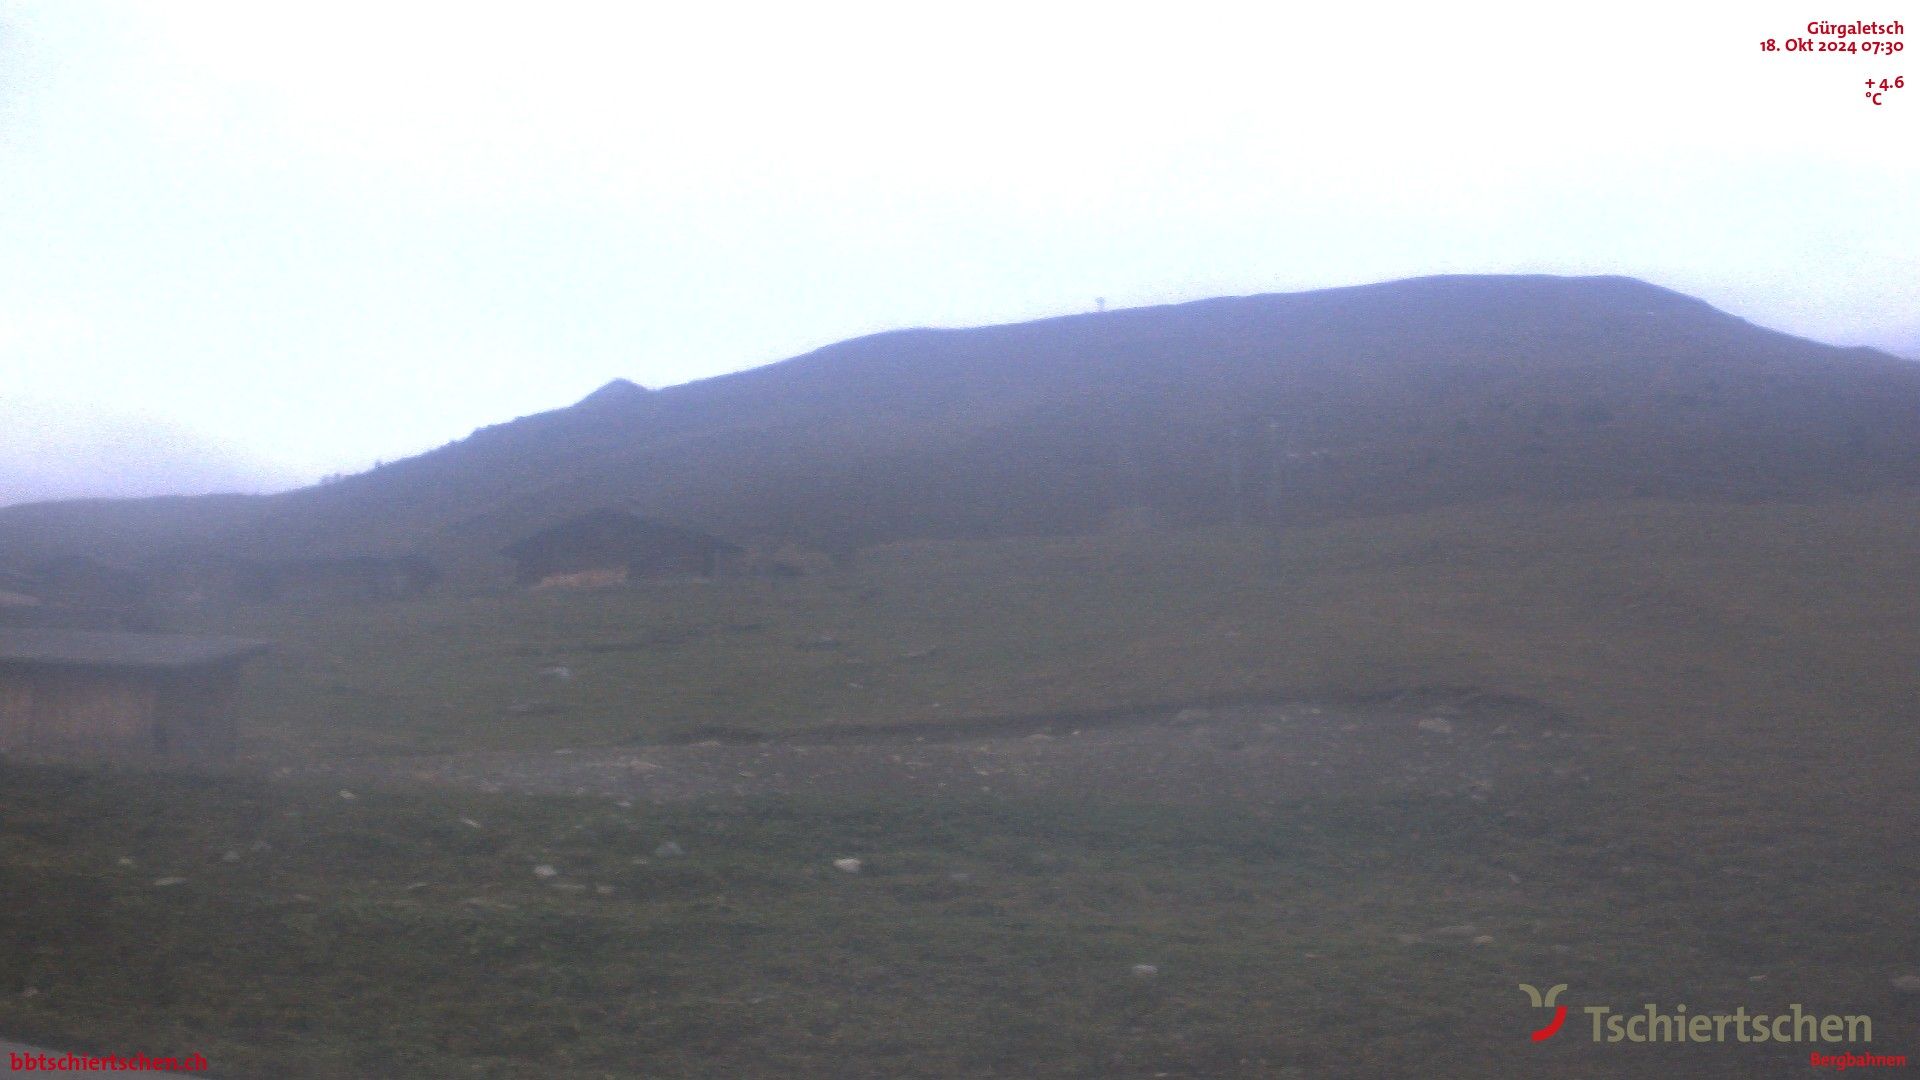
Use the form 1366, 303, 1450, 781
1, 2, 1915, 504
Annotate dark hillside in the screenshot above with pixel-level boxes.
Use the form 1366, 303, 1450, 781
6, 275, 1918, 575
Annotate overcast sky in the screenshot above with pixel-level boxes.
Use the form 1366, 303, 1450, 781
1, 2, 1915, 504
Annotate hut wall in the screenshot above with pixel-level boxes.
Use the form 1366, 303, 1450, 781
154, 667, 240, 759
0, 668, 159, 755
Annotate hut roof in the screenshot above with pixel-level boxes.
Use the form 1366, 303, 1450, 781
0, 628, 269, 671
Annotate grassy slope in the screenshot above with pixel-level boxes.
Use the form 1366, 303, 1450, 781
3, 492, 1917, 1077
215, 495, 1918, 797
0, 768, 1910, 1078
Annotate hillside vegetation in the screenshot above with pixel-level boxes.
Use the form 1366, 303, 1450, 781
206, 495, 1920, 803
3, 274, 1918, 1076
1, 492, 1915, 1076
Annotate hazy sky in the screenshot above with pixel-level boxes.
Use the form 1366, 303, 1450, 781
1, 2, 1915, 503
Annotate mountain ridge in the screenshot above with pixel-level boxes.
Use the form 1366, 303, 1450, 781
4, 273, 1917, 575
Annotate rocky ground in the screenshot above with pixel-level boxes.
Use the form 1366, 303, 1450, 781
294, 692, 1593, 805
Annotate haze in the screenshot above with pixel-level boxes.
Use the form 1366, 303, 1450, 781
1, 1, 1914, 503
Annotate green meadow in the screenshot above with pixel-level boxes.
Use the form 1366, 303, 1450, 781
3, 493, 1918, 1077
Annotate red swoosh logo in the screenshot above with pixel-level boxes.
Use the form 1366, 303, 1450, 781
1531, 1005, 1568, 1042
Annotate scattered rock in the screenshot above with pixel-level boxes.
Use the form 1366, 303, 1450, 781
338, 790, 357, 800
532, 864, 559, 879
595, 884, 616, 896
538, 666, 573, 681
551, 881, 587, 893
1131, 964, 1159, 977
1892, 975, 1920, 992
116, 856, 135, 868
1472, 935, 1495, 946
1429, 924, 1479, 937
1173, 708, 1211, 725
1748, 974, 1768, 982
655, 841, 686, 858
1416, 717, 1454, 734
948, 871, 972, 883
459, 817, 483, 829
1395, 933, 1423, 946
833, 858, 863, 874
221, 850, 241, 863
152, 877, 187, 887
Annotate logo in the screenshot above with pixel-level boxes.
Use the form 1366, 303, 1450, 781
1515, 982, 1886, 1050
1518, 983, 1569, 1041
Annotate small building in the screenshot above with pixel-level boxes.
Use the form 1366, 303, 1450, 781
502, 510, 743, 587
0, 628, 269, 760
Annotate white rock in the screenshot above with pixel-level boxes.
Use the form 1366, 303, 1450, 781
152, 877, 187, 887
532, 864, 559, 879
1131, 964, 1159, 977
833, 858, 863, 873
338, 790, 356, 800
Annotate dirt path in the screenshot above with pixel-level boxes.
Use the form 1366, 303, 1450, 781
296, 695, 1593, 805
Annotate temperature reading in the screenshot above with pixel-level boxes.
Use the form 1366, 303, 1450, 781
1864, 75, 1905, 104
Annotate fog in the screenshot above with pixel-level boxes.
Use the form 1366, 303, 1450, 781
2, 2, 1915, 497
